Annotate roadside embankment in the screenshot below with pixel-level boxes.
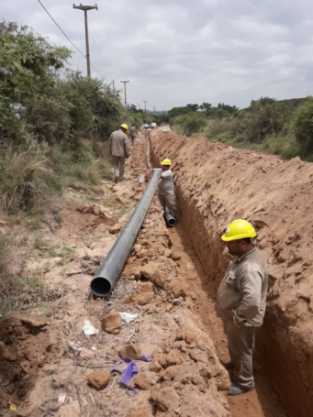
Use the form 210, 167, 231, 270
151, 130, 313, 417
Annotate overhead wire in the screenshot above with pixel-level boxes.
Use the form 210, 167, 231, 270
37, 0, 85, 57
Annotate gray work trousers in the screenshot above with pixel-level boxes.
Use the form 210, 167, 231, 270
112, 156, 125, 182
224, 321, 256, 389
158, 193, 176, 217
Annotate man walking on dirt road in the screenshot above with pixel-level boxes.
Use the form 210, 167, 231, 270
109, 123, 130, 183
217, 219, 268, 396
129, 125, 137, 145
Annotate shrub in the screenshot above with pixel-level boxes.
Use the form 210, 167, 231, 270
59, 73, 123, 140
174, 113, 207, 136
261, 134, 300, 159
293, 98, 313, 157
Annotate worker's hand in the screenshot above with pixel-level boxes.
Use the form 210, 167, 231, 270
144, 169, 152, 182
232, 310, 244, 327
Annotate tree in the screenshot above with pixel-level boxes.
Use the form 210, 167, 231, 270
0, 22, 124, 145
200, 102, 212, 115
0, 22, 70, 144
186, 103, 199, 112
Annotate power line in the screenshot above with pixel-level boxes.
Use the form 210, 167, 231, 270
37, 0, 85, 57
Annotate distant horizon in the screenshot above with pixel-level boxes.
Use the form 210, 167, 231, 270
142, 95, 310, 113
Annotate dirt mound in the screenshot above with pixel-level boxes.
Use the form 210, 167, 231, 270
0, 315, 53, 410
151, 131, 313, 417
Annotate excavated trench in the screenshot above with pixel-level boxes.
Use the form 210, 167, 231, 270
150, 130, 313, 417
1, 131, 311, 417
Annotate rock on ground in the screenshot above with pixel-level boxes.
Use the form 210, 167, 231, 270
86, 370, 111, 390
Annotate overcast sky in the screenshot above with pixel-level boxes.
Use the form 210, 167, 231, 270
2, 0, 313, 109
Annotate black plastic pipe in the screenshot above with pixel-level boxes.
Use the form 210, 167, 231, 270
164, 210, 176, 227
90, 168, 161, 296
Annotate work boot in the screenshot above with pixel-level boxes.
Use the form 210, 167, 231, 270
222, 361, 235, 371
228, 383, 255, 396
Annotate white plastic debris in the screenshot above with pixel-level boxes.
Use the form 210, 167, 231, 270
58, 393, 67, 405
82, 320, 99, 336
138, 174, 145, 184
68, 341, 81, 353
119, 312, 138, 324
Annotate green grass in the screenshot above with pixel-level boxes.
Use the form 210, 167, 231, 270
0, 139, 113, 217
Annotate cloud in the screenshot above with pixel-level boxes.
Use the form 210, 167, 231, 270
2, 0, 313, 108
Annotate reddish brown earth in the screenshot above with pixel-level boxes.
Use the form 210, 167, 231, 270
1, 127, 309, 417
151, 130, 313, 417
0, 135, 231, 417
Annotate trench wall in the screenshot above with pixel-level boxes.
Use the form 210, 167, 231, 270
151, 130, 313, 417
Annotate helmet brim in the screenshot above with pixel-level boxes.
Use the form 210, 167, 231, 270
221, 232, 257, 242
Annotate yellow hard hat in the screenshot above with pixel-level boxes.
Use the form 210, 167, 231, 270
160, 158, 172, 166
221, 219, 256, 242
120, 123, 128, 131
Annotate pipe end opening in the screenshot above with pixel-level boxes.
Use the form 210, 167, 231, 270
164, 214, 177, 227
167, 217, 176, 226
90, 277, 111, 297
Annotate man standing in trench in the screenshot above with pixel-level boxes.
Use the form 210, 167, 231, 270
158, 158, 177, 227
217, 219, 268, 396
109, 123, 130, 183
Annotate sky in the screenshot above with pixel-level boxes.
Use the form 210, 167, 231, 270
2, 0, 313, 110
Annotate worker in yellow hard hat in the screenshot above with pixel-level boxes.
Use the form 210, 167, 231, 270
120, 123, 128, 132
108, 123, 130, 183
160, 158, 172, 167
158, 158, 176, 227
216, 219, 268, 396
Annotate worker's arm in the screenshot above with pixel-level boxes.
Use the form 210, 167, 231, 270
124, 136, 130, 158
233, 264, 263, 325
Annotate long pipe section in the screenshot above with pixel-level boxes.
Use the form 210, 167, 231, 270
90, 169, 161, 296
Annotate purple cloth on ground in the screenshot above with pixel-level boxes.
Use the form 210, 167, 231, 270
139, 354, 152, 362
120, 361, 139, 386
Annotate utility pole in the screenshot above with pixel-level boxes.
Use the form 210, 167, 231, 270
144, 100, 147, 113
73, 3, 98, 78
109, 80, 116, 94
120, 80, 130, 106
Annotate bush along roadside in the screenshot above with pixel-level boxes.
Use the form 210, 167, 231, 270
0, 22, 126, 214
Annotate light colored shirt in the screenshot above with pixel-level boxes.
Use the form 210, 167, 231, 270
109, 129, 130, 158
217, 248, 268, 327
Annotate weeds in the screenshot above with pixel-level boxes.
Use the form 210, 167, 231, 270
0, 138, 112, 217
0, 232, 43, 316
33, 236, 76, 264
0, 232, 65, 317
0, 273, 54, 317
0, 142, 51, 213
